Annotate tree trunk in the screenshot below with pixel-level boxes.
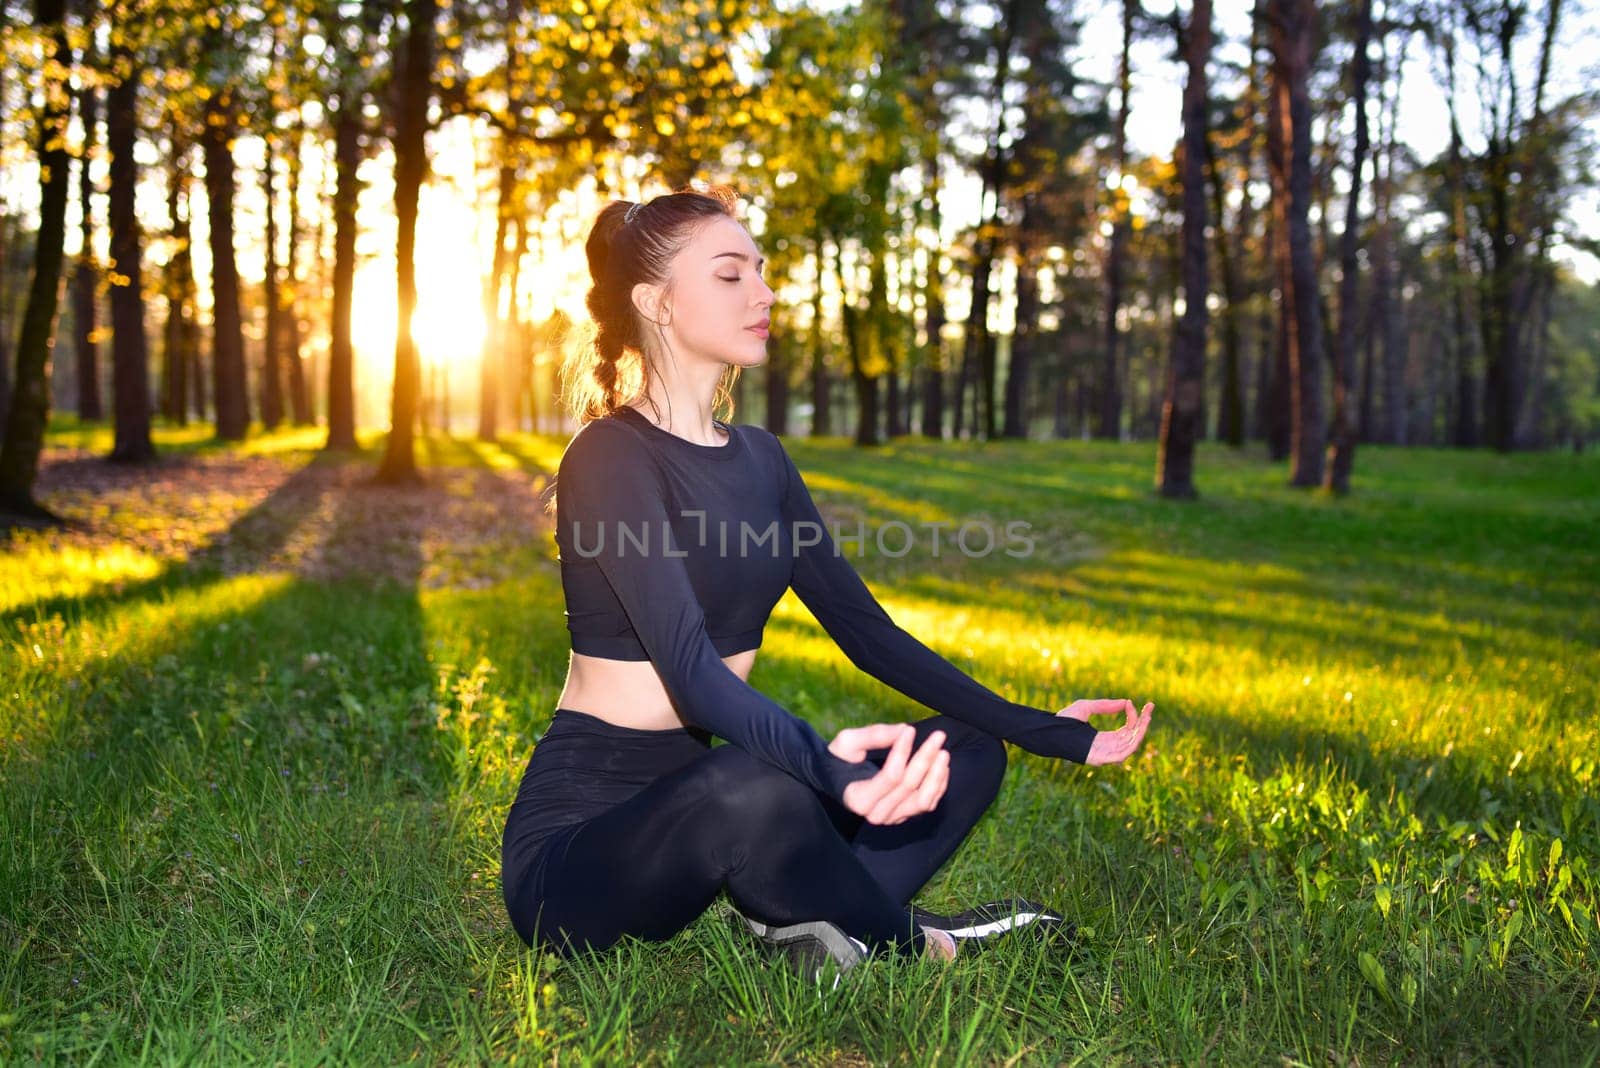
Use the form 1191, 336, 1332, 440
284, 117, 310, 425
1270, 0, 1325, 485
162, 126, 194, 426
1206, 112, 1246, 447
1443, 25, 1477, 448
1507, 0, 1563, 450
325, 102, 362, 451
203, 87, 249, 440
1098, 0, 1135, 440
508, 213, 531, 432
1383, 226, 1408, 445
958, 184, 995, 444
887, 228, 910, 437
1256, 0, 1290, 458
376, 0, 436, 483
918, 151, 948, 439
478, 162, 515, 442
260, 132, 285, 430
1324, 0, 1374, 493
1514, 267, 1554, 446
1003, 201, 1040, 439
809, 235, 830, 437
835, 240, 882, 448
0, 232, 9, 440
1156, 0, 1211, 498
0, 0, 72, 519
106, 46, 155, 463
964, 0, 1017, 442
74, 74, 103, 422
0, 50, 9, 439
1358, 300, 1376, 440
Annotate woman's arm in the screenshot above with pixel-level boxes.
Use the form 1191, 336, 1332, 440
769, 434, 1099, 765
557, 421, 881, 800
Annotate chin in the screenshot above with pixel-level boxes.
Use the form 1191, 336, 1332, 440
728, 345, 770, 369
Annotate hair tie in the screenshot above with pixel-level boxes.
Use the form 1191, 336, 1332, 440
624, 202, 643, 224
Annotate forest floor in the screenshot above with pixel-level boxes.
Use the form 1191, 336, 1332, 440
3, 416, 1597, 1065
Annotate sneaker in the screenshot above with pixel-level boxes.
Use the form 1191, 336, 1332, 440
734, 913, 869, 987
908, 897, 1075, 954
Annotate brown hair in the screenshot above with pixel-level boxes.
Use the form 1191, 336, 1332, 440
557, 184, 745, 430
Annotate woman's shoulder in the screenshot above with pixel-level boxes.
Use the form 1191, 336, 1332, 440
729, 422, 793, 485
561, 412, 652, 467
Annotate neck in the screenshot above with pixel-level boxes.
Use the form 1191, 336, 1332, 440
631, 375, 726, 444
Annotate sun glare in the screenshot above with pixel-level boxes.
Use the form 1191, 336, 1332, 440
350, 213, 489, 374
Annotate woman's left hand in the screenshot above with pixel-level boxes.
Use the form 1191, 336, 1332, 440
1057, 698, 1153, 766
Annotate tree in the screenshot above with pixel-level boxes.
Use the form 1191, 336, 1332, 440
72, 44, 103, 422
201, 72, 250, 441
0, 0, 73, 521
999, 1, 1103, 440
374, 0, 436, 484
1324, 0, 1376, 493
1267, 0, 1326, 486
105, 17, 155, 462
1098, 0, 1137, 440
1156, 0, 1212, 498
160, 116, 198, 426
260, 120, 285, 431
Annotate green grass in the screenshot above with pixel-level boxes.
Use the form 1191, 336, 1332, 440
2, 417, 1597, 1064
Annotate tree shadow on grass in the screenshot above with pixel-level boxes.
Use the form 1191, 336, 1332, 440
1171, 701, 1592, 836
992, 748, 1597, 1065
0, 471, 450, 1054
2, 450, 360, 627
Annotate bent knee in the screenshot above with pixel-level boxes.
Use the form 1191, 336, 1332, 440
936, 720, 1007, 791
696, 745, 829, 829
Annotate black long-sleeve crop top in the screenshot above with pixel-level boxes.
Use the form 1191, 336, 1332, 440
552, 404, 1097, 802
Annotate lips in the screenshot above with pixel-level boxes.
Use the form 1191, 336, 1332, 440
746, 320, 770, 339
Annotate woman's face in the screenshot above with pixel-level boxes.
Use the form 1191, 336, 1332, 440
638, 215, 775, 369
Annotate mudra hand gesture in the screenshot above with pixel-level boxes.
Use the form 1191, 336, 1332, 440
829, 724, 950, 826
1058, 698, 1154, 765
828, 698, 1153, 826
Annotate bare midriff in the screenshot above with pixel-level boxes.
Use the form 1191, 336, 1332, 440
555, 647, 759, 731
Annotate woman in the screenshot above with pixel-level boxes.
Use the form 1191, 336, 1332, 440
500, 185, 1153, 981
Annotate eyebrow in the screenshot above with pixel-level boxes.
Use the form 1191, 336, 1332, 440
713, 252, 766, 269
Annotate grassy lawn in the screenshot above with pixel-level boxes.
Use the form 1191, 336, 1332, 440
3, 416, 1596, 1064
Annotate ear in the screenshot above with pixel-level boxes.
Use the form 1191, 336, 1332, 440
631, 280, 669, 325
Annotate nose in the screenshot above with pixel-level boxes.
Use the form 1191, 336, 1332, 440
754, 274, 775, 310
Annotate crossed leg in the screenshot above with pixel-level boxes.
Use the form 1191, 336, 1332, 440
509, 715, 1008, 960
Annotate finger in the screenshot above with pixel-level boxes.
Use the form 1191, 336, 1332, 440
877, 725, 913, 779
865, 755, 915, 823
830, 729, 865, 763
869, 733, 943, 823
1109, 709, 1153, 764
852, 722, 912, 751
1128, 704, 1152, 740
910, 741, 951, 814
905, 732, 947, 792
851, 733, 913, 819
1131, 705, 1154, 748
923, 749, 951, 809
890, 747, 949, 823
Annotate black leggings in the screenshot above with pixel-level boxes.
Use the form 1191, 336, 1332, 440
501, 709, 1008, 961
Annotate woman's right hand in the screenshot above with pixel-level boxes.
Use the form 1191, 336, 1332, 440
831, 723, 950, 826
